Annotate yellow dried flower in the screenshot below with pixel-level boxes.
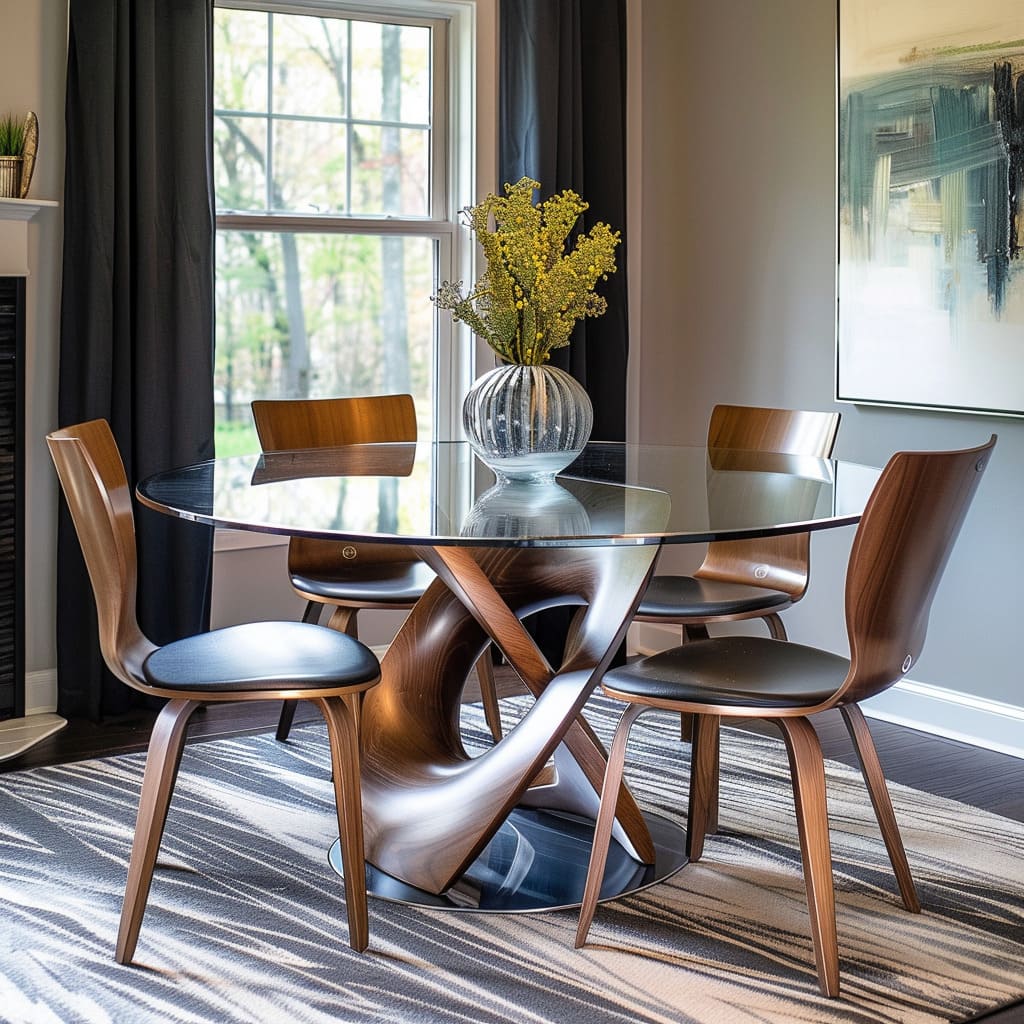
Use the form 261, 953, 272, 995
431, 177, 620, 365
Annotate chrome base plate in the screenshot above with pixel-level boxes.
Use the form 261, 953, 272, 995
328, 806, 686, 913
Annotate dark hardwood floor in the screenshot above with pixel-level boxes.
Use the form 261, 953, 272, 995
2, 673, 1022, 1022
4, 679, 1023, 822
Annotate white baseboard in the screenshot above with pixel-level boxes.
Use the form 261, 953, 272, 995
25, 669, 58, 715
628, 624, 1024, 760
861, 680, 1024, 760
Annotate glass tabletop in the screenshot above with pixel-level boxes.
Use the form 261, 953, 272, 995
136, 440, 880, 548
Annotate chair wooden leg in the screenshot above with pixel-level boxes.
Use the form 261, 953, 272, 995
315, 693, 369, 953
116, 698, 201, 965
764, 613, 787, 640
679, 624, 709, 743
275, 701, 298, 742
326, 605, 359, 636
777, 716, 840, 997
680, 713, 694, 742
475, 646, 503, 741
276, 600, 327, 742
686, 714, 720, 861
301, 600, 324, 625
840, 704, 921, 913
575, 702, 645, 949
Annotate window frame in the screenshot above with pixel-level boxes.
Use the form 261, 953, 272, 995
212, 0, 480, 447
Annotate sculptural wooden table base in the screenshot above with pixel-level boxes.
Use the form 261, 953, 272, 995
329, 539, 688, 909
135, 442, 874, 912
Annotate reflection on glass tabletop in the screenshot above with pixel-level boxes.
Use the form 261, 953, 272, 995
136, 441, 880, 548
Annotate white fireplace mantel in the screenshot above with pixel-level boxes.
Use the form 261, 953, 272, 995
0, 196, 59, 276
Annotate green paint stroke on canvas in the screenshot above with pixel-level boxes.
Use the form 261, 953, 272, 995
901, 38, 1024, 64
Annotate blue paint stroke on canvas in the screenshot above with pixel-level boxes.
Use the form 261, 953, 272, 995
842, 58, 1022, 315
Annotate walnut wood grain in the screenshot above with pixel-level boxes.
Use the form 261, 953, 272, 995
581, 437, 996, 997
635, 404, 840, 628
358, 539, 662, 893
642, 406, 838, 835
778, 717, 839, 997
838, 439, 996, 706
116, 698, 200, 964
250, 442, 417, 484
839, 703, 920, 913
252, 394, 422, 580
252, 394, 417, 451
316, 692, 370, 952
574, 702, 645, 949
252, 395, 502, 743
685, 714, 719, 861
48, 420, 379, 962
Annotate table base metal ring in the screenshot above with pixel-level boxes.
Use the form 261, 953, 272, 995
328, 807, 686, 913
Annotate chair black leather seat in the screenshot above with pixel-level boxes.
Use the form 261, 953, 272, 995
636, 576, 793, 619
603, 637, 849, 708
143, 621, 382, 692
290, 561, 435, 605
576, 436, 997, 998
252, 394, 506, 746
633, 405, 841, 640
47, 419, 380, 965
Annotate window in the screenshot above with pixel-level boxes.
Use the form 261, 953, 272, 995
212, 1, 472, 457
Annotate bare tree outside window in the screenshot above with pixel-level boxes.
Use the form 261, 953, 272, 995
212, 7, 438, 480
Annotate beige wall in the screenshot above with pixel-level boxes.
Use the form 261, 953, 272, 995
1, 0, 497, 704
0, 1, 66, 693
5, 0, 1021, 747
631, 0, 1023, 725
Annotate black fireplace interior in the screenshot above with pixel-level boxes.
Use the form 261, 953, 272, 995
0, 276, 25, 720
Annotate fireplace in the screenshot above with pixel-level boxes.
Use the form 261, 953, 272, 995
0, 195, 64, 760
0, 275, 25, 720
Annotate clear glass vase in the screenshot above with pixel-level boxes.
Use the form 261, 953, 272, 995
462, 363, 594, 481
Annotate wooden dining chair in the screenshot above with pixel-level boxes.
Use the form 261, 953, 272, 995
575, 436, 996, 996
47, 419, 381, 963
634, 404, 841, 643
251, 394, 503, 743
635, 404, 840, 829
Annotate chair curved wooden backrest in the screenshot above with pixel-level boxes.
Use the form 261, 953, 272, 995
253, 393, 505, 744
252, 393, 417, 451
252, 394, 421, 573
46, 420, 157, 686
696, 404, 841, 599
578, 436, 997, 998
836, 435, 996, 707
48, 418, 380, 964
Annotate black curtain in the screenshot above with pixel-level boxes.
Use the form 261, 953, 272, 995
57, 0, 216, 720
499, 0, 629, 443
500, 0, 629, 666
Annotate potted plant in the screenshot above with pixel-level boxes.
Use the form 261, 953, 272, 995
0, 113, 25, 198
433, 177, 620, 480
0, 112, 37, 199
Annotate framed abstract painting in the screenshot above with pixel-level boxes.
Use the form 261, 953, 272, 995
837, 0, 1024, 418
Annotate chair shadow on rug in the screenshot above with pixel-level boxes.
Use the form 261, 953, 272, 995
47, 419, 381, 964
576, 436, 996, 997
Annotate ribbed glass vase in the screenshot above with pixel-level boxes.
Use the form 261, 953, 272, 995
462, 363, 593, 481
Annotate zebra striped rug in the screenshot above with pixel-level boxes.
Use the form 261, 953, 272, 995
1, 697, 1021, 1024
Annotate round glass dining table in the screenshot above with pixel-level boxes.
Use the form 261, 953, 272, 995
138, 441, 880, 912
